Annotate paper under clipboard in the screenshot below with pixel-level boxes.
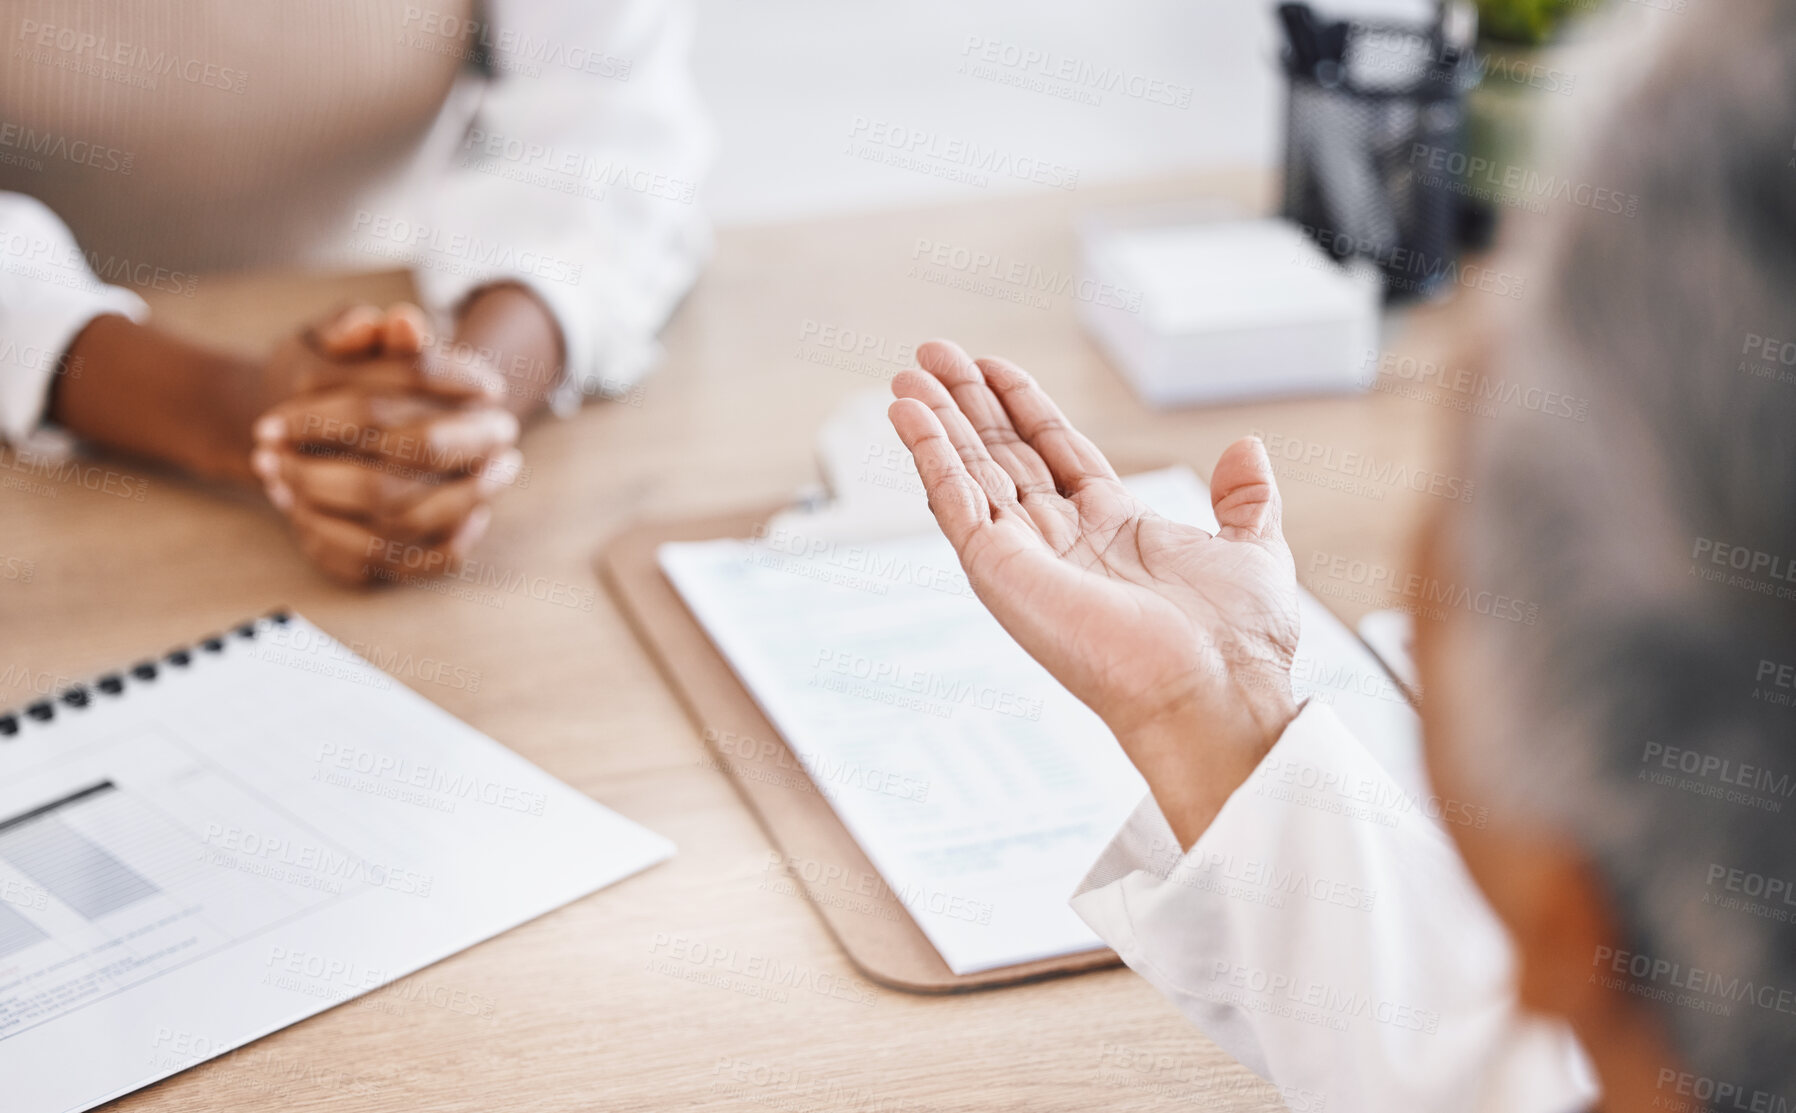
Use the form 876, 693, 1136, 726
600, 393, 1426, 991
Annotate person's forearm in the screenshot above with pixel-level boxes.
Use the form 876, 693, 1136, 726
452, 284, 564, 419
1119, 676, 1298, 852
52, 314, 267, 484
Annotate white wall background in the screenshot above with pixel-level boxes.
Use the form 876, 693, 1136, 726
691, 0, 1435, 227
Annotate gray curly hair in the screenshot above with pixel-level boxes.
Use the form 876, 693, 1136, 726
1443, 0, 1796, 1100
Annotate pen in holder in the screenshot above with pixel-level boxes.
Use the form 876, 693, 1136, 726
1278, 1, 1480, 302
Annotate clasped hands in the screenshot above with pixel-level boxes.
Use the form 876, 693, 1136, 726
887, 340, 1303, 850
251, 303, 523, 585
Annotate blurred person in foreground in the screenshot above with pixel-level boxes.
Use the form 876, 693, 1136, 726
886, 5, 1794, 1110
0, 1, 710, 582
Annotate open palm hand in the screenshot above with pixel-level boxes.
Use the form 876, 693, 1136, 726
888, 341, 1301, 846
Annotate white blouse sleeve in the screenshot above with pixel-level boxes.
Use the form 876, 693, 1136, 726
413, 0, 714, 415
0, 192, 148, 445
1070, 702, 1599, 1113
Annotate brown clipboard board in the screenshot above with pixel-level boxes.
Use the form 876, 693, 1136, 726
598, 504, 1122, 994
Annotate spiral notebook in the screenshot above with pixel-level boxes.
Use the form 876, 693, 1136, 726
0, 612, 672, 1113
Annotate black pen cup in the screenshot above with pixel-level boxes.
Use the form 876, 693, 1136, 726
1279, 13, 1480, 302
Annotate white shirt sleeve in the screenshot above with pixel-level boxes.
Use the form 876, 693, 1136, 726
1070, 702, 1600, 1113
412, 0, 714, 416
0, 192, 148, 445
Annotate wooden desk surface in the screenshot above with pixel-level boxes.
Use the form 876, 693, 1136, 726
0, 171, 1453, 1112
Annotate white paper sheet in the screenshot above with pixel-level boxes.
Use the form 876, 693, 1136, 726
660, 466, 1423, 975
0, 615, 672, 1113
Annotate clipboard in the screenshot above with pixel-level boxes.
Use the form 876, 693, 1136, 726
598, 505, 1122, 994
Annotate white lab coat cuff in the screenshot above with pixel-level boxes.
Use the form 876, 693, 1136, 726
1072, 701, 1417, 896
1070, 701, 1365, 1080
1069, 702, 1598, 1113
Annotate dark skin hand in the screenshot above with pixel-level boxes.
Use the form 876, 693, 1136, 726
251, 302, 521, 584
51, 282, 566, 583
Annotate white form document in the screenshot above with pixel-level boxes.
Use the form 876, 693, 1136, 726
660, 466, 1422, 975
0, 614, 671, 1113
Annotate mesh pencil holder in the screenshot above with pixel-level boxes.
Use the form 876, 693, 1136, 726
1279, 15, 1480, 302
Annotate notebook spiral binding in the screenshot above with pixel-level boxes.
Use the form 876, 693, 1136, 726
0, 610, 293, 739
